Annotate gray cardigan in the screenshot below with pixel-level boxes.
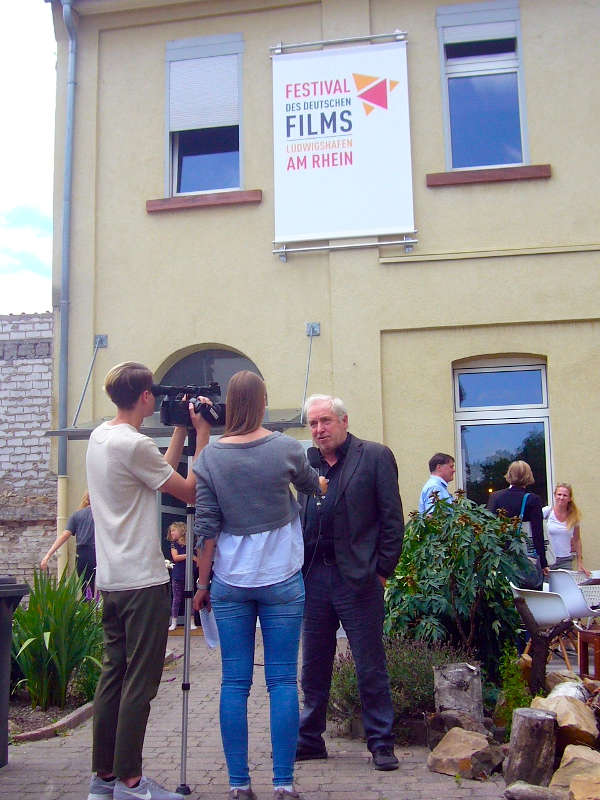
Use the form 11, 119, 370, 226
193, 431, 319, 541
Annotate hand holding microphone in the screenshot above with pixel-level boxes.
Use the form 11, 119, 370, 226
307, 447, 328, 506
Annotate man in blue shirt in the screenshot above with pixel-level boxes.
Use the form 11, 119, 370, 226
418, 452, 455, 513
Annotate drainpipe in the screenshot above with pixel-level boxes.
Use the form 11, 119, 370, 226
57, 0, 77, 576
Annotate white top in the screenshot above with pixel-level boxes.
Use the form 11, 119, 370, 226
86, 421, 173, 591
543, 505, 574, 559
213, 513, 304, 588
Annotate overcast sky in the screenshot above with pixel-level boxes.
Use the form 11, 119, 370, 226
0, 1, 55, 315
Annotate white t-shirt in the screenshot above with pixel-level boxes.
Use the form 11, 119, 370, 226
213, 514, 304, 588
543, 505, 574, 558
86, 421, 173, 591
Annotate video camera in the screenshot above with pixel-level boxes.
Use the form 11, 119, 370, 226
151, 382, 226, 428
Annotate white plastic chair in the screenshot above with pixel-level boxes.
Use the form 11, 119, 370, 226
510, 582, 574, 669
548, 569, 600, 627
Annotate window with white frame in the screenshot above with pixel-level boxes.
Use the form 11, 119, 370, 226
454, 358, 551, 507
436, 0, 528, 169
166, 34, 244, 196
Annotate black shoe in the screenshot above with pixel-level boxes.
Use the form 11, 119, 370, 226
372, 746, 399, 771
295, 744, 328, 762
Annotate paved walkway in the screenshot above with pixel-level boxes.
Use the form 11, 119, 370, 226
3, 632, 506, 800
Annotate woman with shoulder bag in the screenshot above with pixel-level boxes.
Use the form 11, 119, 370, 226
487, 460, 547, 590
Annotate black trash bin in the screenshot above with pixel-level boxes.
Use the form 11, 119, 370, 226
0, 576, 29, 769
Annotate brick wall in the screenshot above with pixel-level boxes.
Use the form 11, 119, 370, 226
0, 313, 57, 586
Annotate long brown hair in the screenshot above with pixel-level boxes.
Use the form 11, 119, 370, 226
554, 483, 581, 529
223, 371, 266, 436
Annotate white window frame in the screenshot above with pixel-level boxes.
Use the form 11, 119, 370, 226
165, 34, 244, 197
453, 359, 552, 498
436, 0, 529, 170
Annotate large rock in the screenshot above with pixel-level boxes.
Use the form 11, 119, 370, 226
532, 696, 598, 747
504, 781, 568, 799
550, 745, 600, 790
427, 727, 504, 780
568, 775, 600, 799
546, 672, 583, 692
426, 709, 491, 750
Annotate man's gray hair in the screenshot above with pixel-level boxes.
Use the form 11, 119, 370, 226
303, 394, 347, 421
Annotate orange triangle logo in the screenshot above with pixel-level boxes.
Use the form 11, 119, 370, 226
389, 80, 399, 92
353, 73, 379, 92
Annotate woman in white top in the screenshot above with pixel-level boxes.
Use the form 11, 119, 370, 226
544, 483, 590, 575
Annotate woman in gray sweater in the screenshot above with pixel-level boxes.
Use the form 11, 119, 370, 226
193, 371, 325, 800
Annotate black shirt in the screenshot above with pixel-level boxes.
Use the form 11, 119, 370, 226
303, 433, 353, 561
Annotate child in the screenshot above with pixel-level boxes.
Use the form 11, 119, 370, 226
168, 521, 197, 631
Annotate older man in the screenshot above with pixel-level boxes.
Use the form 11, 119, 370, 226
296, 395, 404, 771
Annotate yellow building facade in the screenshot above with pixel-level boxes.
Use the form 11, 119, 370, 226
50, 1, 600, 563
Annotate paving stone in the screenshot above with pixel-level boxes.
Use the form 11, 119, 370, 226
3, 634, 507, 800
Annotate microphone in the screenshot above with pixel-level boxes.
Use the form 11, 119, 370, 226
307, 447, 321, 470
307, 447, 323, 508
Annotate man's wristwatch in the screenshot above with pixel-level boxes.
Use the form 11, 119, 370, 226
196, 580, 210, 590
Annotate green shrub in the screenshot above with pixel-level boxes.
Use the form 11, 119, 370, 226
11, 569, 103, 709
494, 642, 532, 737
328, 636, 471, 736
384, 492, 526, 681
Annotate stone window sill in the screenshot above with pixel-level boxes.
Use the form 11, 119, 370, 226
426, 164, 551, 187
146, 189, 262, 213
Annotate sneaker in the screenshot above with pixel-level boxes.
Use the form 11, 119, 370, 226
229, 789, 257, 799
88, 774, 117, 800
295, 743, 328, 762
190, 620, 197, 630
113, 776, 184, 800
168, 618, 177, 631
273, 790, 303, 799
372, 745, 399, 771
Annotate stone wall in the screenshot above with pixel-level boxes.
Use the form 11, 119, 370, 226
0, 313, 57, 586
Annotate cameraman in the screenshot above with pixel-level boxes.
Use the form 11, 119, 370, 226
85, 361, 210, 800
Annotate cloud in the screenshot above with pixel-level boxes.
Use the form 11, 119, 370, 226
0, 207, 53, 275
0, 270, 52, 315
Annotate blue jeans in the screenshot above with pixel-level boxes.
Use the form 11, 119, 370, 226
211, 571, 305, 788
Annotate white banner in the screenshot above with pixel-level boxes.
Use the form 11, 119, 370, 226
272, 42, 414, 244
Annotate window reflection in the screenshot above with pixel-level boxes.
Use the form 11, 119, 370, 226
449, 72, 522, 168
458, 369, 543, 408
461, 422, 548, 507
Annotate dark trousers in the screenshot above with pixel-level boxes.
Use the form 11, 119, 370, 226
299, 560, 394, 753
92, 582, 170, 779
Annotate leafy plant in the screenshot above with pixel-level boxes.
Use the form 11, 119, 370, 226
328, 636, 471, 737
11, 569, 103, 709
384, 492, 527, 680
494, 642, 532, 737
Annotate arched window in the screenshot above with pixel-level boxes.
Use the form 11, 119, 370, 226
453, 356, 551, 507
158, 347, 262, 399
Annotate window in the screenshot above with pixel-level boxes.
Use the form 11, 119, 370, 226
454, 360, 551, 507
166, 35, 244, 196
437, 1, 528, 169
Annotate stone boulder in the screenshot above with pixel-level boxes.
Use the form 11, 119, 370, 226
504, 781, 568, 799
426, 709, 492, 750
568, 775, 600, 799
427, 727, 504, 780
546, 672, 583, 692
550, 745, 600, 790
532, 696, 598, 748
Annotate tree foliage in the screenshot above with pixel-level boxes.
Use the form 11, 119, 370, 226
384, 492, 528, 680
